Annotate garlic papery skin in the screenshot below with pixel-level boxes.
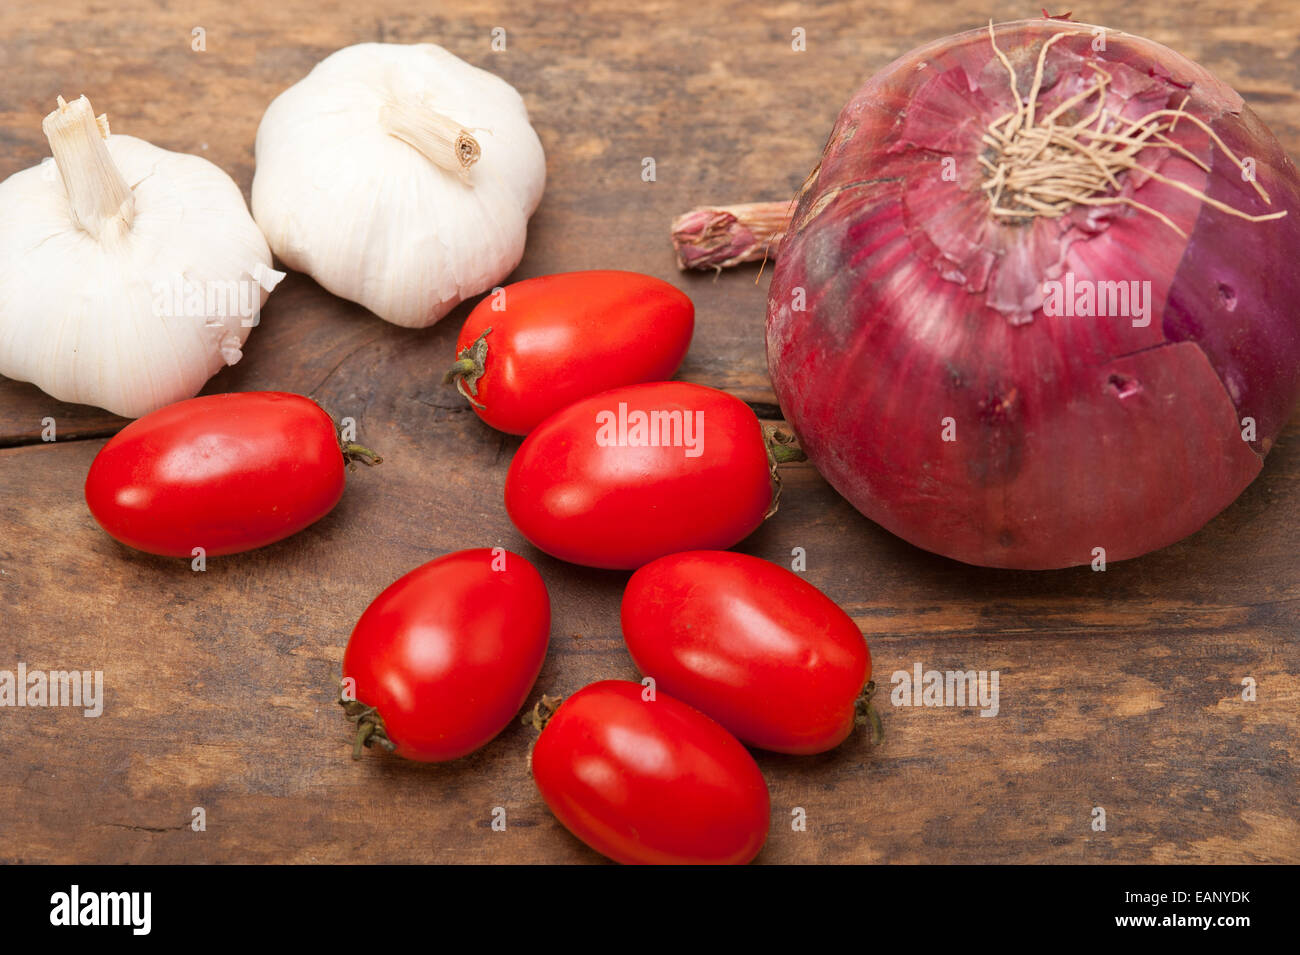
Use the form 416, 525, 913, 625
0, 95, 285, 419
251, 43, 546, 328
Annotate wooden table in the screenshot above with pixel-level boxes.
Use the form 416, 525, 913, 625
2, 0, 1296, 864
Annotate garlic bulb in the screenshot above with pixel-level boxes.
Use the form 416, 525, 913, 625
0, 96, 283, 419
251, 43, 546, 328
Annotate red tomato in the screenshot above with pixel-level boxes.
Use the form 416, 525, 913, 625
531, 680, 770, 865
504, 381, 773, 569
622, 551, 874, 754
445, 270, 694, 435
84, 391, 374, 558
341, 548, 550, 762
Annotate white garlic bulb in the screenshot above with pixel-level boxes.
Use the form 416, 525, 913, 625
251, 43, 546, 328
0, 96, 283, 419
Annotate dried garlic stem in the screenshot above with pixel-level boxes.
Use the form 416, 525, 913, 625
671, 201, 793, 271
380, 99, 480, 182
42, 95, 135, 241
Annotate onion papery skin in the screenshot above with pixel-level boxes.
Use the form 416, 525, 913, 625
766, 19, 1300, 569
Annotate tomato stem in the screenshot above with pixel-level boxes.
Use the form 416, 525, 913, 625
339, 698, 396, 759
521, 693, 563, 732
762, 426, 806, 520
326, 407, 383, 467
443, 327, 492, 410
766, 426, 806, 465
854, 681, 884, 746
341, 443, 383, 467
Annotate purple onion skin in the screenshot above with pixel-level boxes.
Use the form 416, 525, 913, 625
766, 19, 1300, 569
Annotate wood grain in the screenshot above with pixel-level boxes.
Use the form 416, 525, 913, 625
1, 0, 1297, 864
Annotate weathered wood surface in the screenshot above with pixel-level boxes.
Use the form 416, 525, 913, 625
1, 0, 1297, 863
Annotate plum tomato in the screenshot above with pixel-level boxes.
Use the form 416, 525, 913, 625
341, 548, 550, 763
445, 270, 694, 435
621, 551, 876, 754
530, 680, 770, 864
504, 381, 775, 569
84, 391, 379, 558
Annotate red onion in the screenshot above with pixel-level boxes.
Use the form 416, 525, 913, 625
754, 18, 1300, 569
